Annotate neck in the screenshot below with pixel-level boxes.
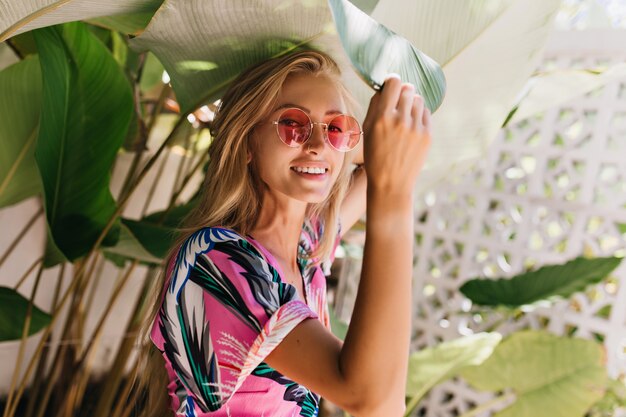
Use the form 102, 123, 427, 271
250, 191, 307, 271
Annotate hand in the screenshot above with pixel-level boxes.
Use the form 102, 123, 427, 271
361, 75, 432, 195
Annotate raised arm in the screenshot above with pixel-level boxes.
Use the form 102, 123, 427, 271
266, 76, 431, 416
338, 165, 367, 237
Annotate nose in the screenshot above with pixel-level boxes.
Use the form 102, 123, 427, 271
306, 123, 326, 154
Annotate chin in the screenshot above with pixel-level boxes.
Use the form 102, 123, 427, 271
291, 190, 331, 205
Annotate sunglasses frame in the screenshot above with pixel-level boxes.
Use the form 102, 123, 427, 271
271, 107, 363, 152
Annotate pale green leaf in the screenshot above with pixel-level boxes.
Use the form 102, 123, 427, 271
0, 55, 42, 208
329, 0, 446, 111
367, 0, 561, 194
129, 0, 349, 114
405, 333, 501, 415
461, 331, 607, 417
0, 0, 162, 41
128, 0, 445, 115
86, 9, 160, 35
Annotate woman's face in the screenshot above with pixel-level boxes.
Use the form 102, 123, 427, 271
250, 73, 347, 204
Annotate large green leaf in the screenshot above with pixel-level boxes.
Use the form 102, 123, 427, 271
329, 0, 445, 111
405, 333, 501, 415
128, 0, 445, 115
142, 196, 198, 228
102, 223, 162, 265
120, 218, 176, 260
0, 286, 51, 341
461, 331, 607, 417
0, 0, 162, 41
43, 226, 67, 268
0, 54, 42, 208
366, 0, 561, 193
460, 256, 622, 308
120, 196, 198, 260
33, 22, 132, 260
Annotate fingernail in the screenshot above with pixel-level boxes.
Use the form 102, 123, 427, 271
385, 73, 401, 81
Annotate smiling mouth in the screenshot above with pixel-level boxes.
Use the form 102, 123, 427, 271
290, 167, 329, 174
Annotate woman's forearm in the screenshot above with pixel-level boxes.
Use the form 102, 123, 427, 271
339, 166, 368, 236
339, 186, 414, 412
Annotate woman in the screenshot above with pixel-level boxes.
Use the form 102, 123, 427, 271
144, 50, 431, 417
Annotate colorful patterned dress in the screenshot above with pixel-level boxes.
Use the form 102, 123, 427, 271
150, 219, 336, 416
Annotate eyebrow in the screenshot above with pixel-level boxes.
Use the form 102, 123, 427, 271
274, 103, 344, 116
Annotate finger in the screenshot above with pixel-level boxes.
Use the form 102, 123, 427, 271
378, 74, 403, 114
410, 94, 425, 127
397, 83, 416, 119
363, 91, 381, 126
422, 106, 431, 128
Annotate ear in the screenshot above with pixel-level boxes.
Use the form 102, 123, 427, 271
246, 150, 252, 163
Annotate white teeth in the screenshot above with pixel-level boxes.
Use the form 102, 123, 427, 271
292, 167, 327, 174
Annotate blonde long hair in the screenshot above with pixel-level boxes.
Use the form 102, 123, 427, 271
138, 50, 359, 415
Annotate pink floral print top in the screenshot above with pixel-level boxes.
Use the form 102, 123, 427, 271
150, 219, 336, 416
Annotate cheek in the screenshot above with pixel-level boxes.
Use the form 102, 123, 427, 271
330, 154, 346, 183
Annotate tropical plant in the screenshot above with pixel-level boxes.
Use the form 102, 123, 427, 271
453, 255, 623, 417
0, 1, 447, 415
407, 256, 621, 417
326, 255, 622, 417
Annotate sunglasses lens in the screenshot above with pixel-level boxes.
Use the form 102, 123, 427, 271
276, 109, 311, 147
327, 115, 361, 151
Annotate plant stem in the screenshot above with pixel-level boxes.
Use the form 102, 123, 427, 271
158, 149, 208, 223
6, 96, 187, 417
33, 354, 62, 417
456, 393, 515, 417
145, 83, 171, 139
28, 264, 65, 417
5, 258, 87, 417
169, 137, 207, 205
110, 361, 141, 417
76, 261, 138, 369
404, 386, 430, 417
170, 128, 193, 202
50, 257, 104, 415
13, 257, 43, 291
3, 262, 44, 417
92, 267, 154, 417
140, 148, 171, 215
0, 206, 43, 270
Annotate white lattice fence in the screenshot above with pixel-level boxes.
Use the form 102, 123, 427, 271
334, 30, 626, 416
